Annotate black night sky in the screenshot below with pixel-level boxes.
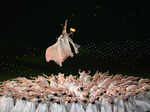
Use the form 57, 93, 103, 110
0, 1, 150, 45
0, 0, 150, 78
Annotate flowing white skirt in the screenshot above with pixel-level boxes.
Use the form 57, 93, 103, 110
49, 103, 67, 112
0, 96, 14, 112
70, 103, 85, 112
86, 103, 100, 112
10, 99, 26, 112
1, 96, 150, 112
23, 101, 36, 112
36, 103, 49, 112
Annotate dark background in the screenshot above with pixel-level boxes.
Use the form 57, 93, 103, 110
0, 1, 149, 44
0, 0, 150, 78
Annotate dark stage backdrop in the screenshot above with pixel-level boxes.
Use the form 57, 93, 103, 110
0, 0, 150, 76
0, 0, 150, 46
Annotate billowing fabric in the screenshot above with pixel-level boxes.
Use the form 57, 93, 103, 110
101, 99, 113, 112
0, 96, 14, 112
49, 103, 67, 112
86, 103, 100, 112
36, 103, 49, 112
23, 101, 36, 112
45, 34, 79, 67
10, 99, 26, 112
70, 103, 85, 112
1, 72, 150, 112
0, 97, 150, 112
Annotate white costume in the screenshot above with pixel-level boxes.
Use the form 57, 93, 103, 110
23, 101, 36, 112
49, 103, 67, 112
11, 99, 26, 112
36, 103, 49, 112
86, 103, 100, 112
0, 96, 14, 112
45, 20, 80, 67
70, 103, 85, 112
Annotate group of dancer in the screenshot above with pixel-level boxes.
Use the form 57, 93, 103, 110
1, 70, 150, 112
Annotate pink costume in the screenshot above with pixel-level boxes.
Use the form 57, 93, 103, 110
45, 20, 80, 67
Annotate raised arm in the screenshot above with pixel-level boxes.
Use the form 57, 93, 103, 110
62, 19, 68, 35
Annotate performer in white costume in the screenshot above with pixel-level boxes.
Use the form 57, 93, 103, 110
0, 96, 14, 112
1, 71, 150, 112
23, 101, 36, 112
36, 103, 49, 112
10, 99, 26, 112
45, 20, 80, 67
